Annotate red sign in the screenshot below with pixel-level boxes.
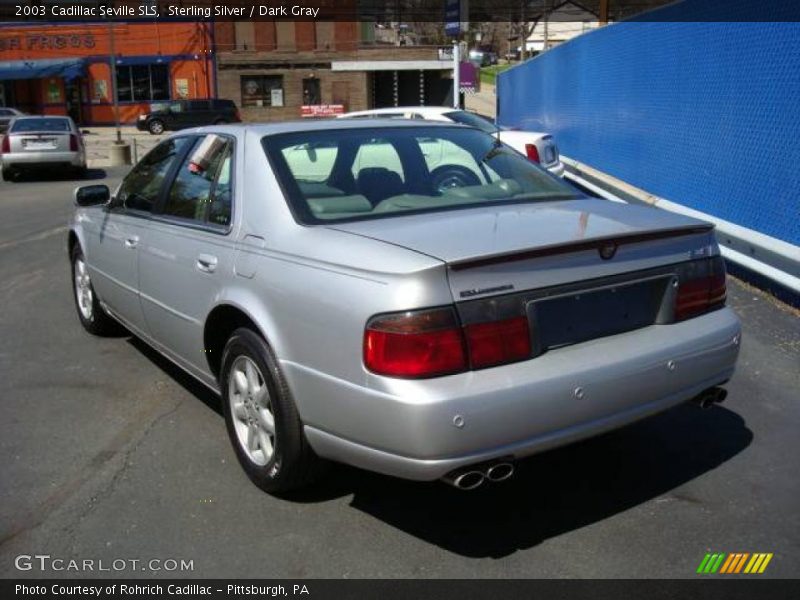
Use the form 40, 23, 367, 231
300, 104, 345, 118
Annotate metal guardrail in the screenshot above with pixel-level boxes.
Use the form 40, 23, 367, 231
561, 155, 800, 299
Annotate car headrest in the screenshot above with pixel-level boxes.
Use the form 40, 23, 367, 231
308, 194, 373, 215
357, 168, 404, 205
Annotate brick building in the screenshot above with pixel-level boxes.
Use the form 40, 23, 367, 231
214, 21, 456, 120
0, 22, 214, 125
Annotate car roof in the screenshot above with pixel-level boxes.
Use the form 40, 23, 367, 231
342, 106, 457, 118
180, 118, 464, 137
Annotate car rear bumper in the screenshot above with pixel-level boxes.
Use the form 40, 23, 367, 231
2, 150, 84, 168
286, 307, 741, 481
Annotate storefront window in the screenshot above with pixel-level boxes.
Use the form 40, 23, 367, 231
115, 64, 170, 102
240, 75, 284, 108
302, 78, 321, 105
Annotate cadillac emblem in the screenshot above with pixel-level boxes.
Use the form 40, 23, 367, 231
598, 242, 618, 260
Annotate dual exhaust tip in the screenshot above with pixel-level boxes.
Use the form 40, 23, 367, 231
443, 461, 515, 490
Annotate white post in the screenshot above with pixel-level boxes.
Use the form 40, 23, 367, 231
108, 21, 122, 144
453, 41, 460, 109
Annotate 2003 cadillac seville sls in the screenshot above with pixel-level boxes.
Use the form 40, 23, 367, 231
68, 121, 741, 492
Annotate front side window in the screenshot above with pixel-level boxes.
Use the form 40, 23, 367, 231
117, 137, 191, 212
263, 126, 580, 224
163, 136, 233, 226
116, 64, 170, 102
241, 75, 283, 108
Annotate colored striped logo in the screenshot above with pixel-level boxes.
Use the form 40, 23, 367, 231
696, 552, 774, 574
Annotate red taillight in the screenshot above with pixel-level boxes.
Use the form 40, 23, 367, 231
364, 308, 533, 378
1, 135, 9, 154
364, 308, 467, 378
525, 143, 540, 163
69, 134, 79, 151
675, 266, 727, 321
465, 316, 531, 369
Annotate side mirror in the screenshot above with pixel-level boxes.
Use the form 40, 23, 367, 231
74, 184, 110, 207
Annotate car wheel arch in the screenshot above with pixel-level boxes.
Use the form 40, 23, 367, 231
203, 301, 283, 381
68, 229, 85, 258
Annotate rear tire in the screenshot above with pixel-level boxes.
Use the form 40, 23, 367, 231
1, 167, 15, 182
220, 328, 322, 494
70, 245, 122, 336
148, 119, 165, 135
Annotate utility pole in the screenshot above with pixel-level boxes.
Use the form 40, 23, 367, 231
543, 0, 550, 53
453, 39, 460, 109
599, 0, 609, 25
107, 20, 122, 144
519, 1, 526, 62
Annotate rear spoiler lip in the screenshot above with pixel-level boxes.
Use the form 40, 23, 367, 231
448, 224, 715, 271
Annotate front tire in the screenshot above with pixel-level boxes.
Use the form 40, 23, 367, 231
148, 119, 165, 135
221, 328, 322, 493
71, 245, 121, 336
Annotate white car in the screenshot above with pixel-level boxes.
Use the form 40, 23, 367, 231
340, 106, 565, 177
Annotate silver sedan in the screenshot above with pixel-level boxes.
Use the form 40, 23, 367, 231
68, 120, 741, 493
1, 115, 86, 181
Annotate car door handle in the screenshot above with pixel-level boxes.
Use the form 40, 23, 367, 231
124, 236, 139, 249
196, 254, 218, 273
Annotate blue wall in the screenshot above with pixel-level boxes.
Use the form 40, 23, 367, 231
497, 2, 800, 246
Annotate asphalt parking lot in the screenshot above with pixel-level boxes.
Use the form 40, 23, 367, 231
0, 170, 798, 579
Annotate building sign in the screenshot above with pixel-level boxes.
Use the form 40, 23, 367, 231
47, 80, 61, 102
0, 34, 95, 52
444, 0, 468, 37
300, 104, 344, 118
271, 89, 284, 108
92, 79, 108, 103
175, 79, 189, 99
459, 61, 479, 93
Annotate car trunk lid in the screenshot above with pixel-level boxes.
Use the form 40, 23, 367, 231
10, 131, 73, 153
328, 199, 717, 301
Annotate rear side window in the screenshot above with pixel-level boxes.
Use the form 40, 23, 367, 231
117, 137, 191, 213
11, 118, 70, 132
188, 100, 210, 111
163, 136, 234, 227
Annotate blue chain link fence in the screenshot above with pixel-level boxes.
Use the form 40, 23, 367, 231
497, 1, 799, 247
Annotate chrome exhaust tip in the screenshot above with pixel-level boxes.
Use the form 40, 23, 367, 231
442, 469, 485, 490
693, 386, 728, 410
453, 471, 485, 490
485, 462, 515, 482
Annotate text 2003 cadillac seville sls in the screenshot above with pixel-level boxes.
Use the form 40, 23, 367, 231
68, 120, 740, 492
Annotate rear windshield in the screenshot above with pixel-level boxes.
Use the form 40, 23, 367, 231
262, 126, 580, 224
11, 118, 70, 133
